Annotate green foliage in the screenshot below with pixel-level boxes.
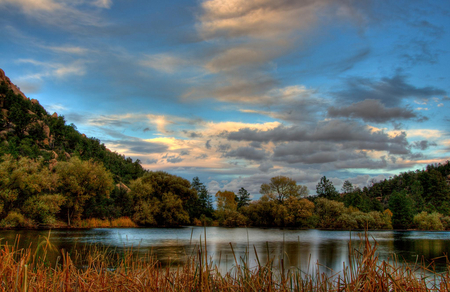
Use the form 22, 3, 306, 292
236, 187, 251, 209
241, 195, 287, 227
316, 176, 340, 201
56, 157, 114, 225
130, 171, 194, 226
389, 190, 415, 229
191, 177, 213, 219
315, 198, 346, 228
260, 176, 308, 203
413, 211, 444, 230
0, 211, 30, 228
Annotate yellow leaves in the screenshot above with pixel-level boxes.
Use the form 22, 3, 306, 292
215, 190, 237, 212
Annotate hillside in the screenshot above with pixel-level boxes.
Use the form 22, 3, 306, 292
0, 68, 145, 184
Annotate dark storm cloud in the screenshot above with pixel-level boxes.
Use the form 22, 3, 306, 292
217, 143, 231, 153
205, 139, 212, 149
167, 156, 183, 163
273, 142, 367, 165
258, 162, 273, 173
249, 141, 262, 148
411, 140, 437, 150
228, 120, 408, 147
180, 150, 190, 156
334, 158, 388, 170
334, 73, 446, 107
327, 99, 422, 123
225, 147, 267, 161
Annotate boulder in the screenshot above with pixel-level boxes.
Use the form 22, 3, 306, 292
43, 124, 50, 138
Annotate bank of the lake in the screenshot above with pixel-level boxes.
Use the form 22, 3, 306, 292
2, 227, 450, 273
1, 227, 450, 291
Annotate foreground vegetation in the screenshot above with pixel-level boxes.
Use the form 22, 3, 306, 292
1, 233, 450, 291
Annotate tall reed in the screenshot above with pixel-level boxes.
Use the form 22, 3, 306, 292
0, 231, 449, 291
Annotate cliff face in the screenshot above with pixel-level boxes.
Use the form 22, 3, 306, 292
0, 69, 27, 100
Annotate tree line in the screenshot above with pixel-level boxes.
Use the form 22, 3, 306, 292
1, 80, 450, 229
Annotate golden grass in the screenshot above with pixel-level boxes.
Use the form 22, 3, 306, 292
0, 231, 449, 291
73, 217, 137, 228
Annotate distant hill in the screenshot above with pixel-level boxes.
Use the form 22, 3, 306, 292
0, 68, 145, 184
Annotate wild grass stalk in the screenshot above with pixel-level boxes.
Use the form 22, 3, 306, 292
0, 231, 449, 291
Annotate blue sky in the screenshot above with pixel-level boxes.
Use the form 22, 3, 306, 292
1, 0, 449, 196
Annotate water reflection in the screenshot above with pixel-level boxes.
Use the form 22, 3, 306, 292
1, 228, 450, 273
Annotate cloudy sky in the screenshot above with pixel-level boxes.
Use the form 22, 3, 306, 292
1, 0, 449, 196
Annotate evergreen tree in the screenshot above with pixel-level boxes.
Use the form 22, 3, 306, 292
236, 187, 251, 209
316, 176, 340, 201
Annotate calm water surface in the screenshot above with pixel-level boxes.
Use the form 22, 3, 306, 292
1, 227, 450, 273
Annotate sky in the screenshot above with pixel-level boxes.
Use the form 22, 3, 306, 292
0, 0, 449, 197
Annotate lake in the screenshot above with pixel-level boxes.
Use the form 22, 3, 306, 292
1, 227, 450, 274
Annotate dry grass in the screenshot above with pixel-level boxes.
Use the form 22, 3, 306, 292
1, 231, 450, 291
73, 217, 137, 228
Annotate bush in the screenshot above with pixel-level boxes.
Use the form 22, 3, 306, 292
0, 211, 33, 228
413, 211, 444, 230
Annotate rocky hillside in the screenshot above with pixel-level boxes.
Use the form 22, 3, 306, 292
0, 68, 145, 184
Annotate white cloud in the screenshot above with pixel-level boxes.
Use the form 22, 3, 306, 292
17, 59, 87, 79
141, 54, 190, 74
46, 45, 90, 55
93, 0, 112, 9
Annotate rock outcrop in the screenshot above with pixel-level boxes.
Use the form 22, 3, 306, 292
0, 68, 27, 100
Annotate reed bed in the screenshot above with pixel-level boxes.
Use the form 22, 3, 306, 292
1, 231, 450, 291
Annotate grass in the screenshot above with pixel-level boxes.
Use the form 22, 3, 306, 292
73, 217, 137, 228
0, 231, 450, 291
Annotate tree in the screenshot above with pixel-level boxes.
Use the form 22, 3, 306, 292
341, 180, 354, 194
316, 176, 340, 200
214, 190, 247, 226
284, 197, 315, 227
0, 155, 63, 225
56, 157, 114, 225
130, 171, 195, 226
388, 190, 415, 229
236, 187, 251, 209
191, 177, 213, 218
260, 176, 308, 203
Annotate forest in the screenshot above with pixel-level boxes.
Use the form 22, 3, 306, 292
1, 80, 450, 230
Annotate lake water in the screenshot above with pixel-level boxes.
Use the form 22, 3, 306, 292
1, 227, 450, 274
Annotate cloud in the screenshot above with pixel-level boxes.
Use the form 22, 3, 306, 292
141, 53, 191, 74
258, 162, 273, 173
411, 140, 437, 150
334, 73, 446, 107
327, 99, 422, 123
17, 59, 87, 79
167, 156, 183, 163
105, 139, 169, 154
225, 146, 267, 161
93, 0, 112, 9
46, 45, 90, 55
0, 0, 107, 29
185, 0, 375, 105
